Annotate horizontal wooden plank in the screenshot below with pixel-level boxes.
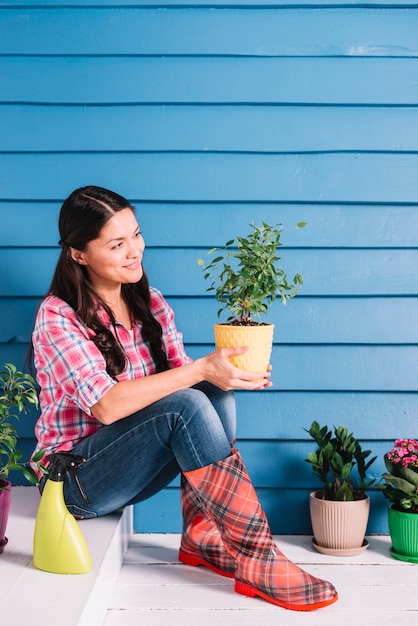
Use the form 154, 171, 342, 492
188, 345, 418, 392
2, 202, 418, 249
235, 391, 418, 441
132, 435, 388, 488
127, 438, 388, 489
3, 341, 418, 391
185, 344, 418, 392
150, 296, 418, 344
1, 8, 417, 57
3, 105, 418, 153
2, 153, 418, 203
12, 437, 389, 492
1, 248, 418, 297
2, 199, 417, 254
238, 440, 388, 488
3, 0, 418, 9
2, 296, 418, 345
12, 388, 418, 442
2, 57, 418, 105
12, 387, 417, 442
133, 485, 389, 534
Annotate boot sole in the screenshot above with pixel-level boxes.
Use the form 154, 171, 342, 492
179, 549, 235, 579
235, 581, 339, 611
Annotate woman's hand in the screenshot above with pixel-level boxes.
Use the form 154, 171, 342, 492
93, 346, 271, 424
197, 346, 272, 391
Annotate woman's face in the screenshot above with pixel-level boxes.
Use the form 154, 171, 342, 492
70, 208, 145, 293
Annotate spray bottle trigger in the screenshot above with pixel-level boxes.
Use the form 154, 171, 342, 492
68, 461, 90, 505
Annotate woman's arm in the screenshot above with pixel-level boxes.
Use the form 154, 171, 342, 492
91, 346, 272, 424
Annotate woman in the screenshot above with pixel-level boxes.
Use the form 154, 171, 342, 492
31, 185, 337, 611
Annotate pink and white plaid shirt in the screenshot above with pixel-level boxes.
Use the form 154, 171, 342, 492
32, 287, 192, 472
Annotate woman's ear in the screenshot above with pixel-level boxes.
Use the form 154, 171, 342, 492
70, 247, 88, 265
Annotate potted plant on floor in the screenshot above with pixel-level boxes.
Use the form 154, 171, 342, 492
304, 420, 377, 556
198, 221, 306, 372
378, 438, 418, 562
0, 363, 45, 553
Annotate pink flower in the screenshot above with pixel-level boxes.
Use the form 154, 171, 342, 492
386, 439, 418, 468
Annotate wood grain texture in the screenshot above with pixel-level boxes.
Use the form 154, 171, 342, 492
1, 8, 417, 57
1, 2, 416, 535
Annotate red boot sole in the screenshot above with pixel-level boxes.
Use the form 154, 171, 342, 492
179, 549, 235, 579
235, 580, 339, 611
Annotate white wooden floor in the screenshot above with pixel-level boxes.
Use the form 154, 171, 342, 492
104, 533, 418, 626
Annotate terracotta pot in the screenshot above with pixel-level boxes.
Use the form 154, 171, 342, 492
0, 479, 11, 554
310, 491, 370, 554
388, 505, 418, 563
213, 323, 274, 372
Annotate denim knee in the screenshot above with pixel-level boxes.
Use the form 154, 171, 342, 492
161, 387, 232, 471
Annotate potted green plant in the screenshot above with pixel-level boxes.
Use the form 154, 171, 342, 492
304, 420, 377, 556
198, 221, 306, 372
0, 363, 45, 553
378, 438, 418, 562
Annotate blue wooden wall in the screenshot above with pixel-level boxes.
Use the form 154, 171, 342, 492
1, 1, 418, 534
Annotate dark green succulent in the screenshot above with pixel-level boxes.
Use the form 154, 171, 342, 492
305, 420, 377, 501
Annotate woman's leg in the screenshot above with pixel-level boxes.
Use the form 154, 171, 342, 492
184, 449, 338, 611
56, 387, 232, 518
173, 382, 236, 577
192, 382, 236, 445
179, 472, 236, 578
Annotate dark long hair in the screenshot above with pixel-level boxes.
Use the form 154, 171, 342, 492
47, 185, 169, 378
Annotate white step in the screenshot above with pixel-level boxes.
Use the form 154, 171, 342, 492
0, 486, 131, 626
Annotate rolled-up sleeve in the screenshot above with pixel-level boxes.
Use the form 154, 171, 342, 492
33, 298, 116, 415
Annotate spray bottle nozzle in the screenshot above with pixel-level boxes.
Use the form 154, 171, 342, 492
47, 453, 90, 505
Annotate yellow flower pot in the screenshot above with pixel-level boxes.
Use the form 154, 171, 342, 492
213, 323, 274, 372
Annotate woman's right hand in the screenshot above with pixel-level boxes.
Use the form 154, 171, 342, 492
197, 346, 272, 391
93, 346, 272, 424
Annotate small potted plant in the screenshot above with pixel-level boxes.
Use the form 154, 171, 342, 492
378, 438, 418, 562
198, 221, 306, 372
0, 363, 45, 553
305, 420, 377, 555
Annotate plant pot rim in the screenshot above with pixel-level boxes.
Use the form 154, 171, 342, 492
310, 490, 370, 503
389, 504, 418, 516
214, 322, 274, 328
0, 478, 11, 489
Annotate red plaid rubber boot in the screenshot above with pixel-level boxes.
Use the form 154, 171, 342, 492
184, 450, 338, 611
178, 474, 235, 578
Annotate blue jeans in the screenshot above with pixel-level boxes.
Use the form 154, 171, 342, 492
41, 382, 236, 518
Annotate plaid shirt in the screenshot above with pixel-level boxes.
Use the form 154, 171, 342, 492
32, 287, 192, 472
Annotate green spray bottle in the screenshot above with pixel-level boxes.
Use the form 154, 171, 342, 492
33, 452, 92, 574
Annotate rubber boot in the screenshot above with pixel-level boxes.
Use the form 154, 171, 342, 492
179, 474, 235, 578
184, 450, 338, 611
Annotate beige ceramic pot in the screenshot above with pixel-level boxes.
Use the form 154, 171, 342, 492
310, 491, 370, 556
213, 323, 274, 372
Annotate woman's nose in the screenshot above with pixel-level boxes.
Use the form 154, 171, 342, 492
128, 236, 143, 257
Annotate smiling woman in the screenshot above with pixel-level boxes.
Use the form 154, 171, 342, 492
29, 185, 336, 612
69, 208, 145, 327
